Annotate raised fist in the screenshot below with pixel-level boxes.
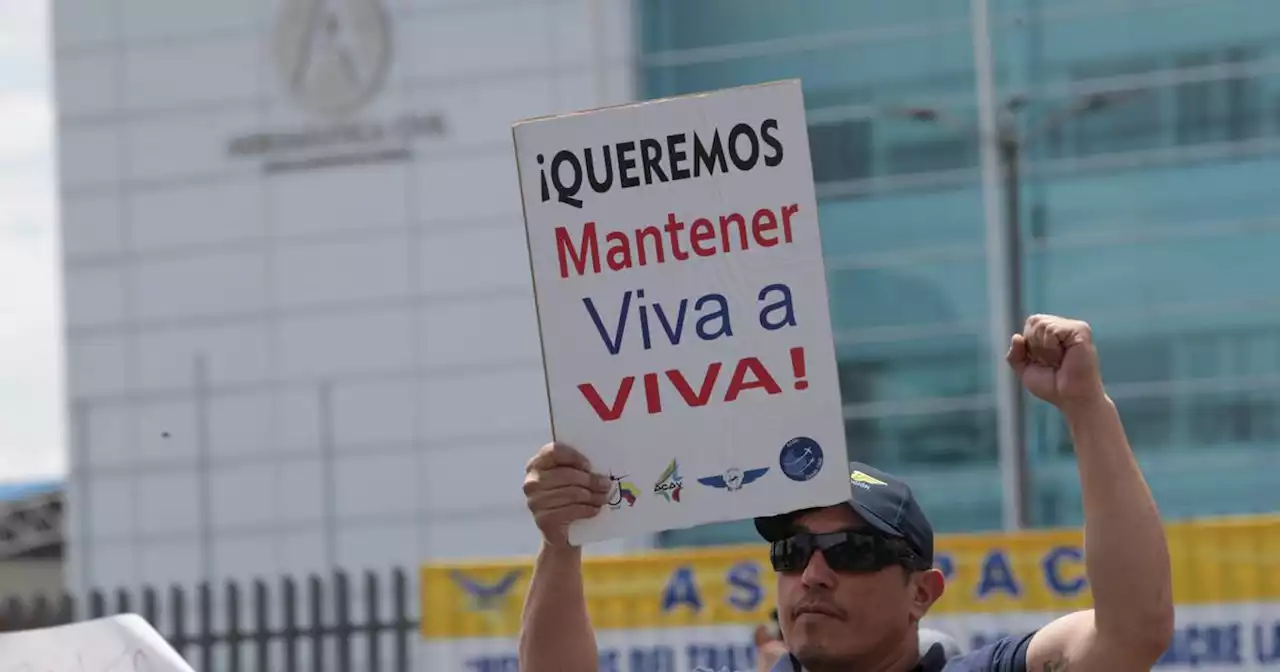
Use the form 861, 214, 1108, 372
1006, 314, 1105, 408
523, 442, 610, 546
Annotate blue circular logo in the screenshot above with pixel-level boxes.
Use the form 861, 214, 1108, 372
779, 437, 824, 482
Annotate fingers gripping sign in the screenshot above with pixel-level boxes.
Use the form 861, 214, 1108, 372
1006, 314, 1105, 408
523, 443, 611, 546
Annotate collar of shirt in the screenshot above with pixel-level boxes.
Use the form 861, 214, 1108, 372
767, 643, 949, 672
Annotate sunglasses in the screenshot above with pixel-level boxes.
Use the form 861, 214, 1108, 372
769, 529, 929, 574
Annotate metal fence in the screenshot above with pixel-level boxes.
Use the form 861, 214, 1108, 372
0, 568, 417, 672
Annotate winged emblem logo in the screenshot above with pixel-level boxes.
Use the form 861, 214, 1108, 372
698, 467, 770, 492
448, 569, 522, 612
851, 470, 888, 487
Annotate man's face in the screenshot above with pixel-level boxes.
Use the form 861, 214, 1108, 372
775, 506, 944, 668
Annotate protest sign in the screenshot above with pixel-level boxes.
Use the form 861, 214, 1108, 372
513, 79, 849, 544
0, 613, 195, 671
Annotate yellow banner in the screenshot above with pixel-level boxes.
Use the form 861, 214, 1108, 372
421, 515, 1280, 640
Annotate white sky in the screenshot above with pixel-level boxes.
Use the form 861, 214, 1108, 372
0, 0, 66, 482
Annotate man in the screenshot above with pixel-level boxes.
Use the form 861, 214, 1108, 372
519, 315, 1174, 671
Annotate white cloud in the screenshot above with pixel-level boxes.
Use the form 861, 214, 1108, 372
0, 174, 55, 240
0, 93, 53, 166
0, 92, 57, 238
0, 0, 64, 482
0, 0, 48, 62
0, 236, 66, 481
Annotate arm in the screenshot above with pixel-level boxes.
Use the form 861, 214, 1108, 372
517, 443, 610, 672
1009, 317, 1175, 671
518, 542, 599, 672
1027, 395, 1174, 670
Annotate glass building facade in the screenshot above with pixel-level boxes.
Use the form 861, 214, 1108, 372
639, 0, 1280, 546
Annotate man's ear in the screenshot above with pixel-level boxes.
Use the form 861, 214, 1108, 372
910, 568, 946, 621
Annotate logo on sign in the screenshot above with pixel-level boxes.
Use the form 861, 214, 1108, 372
850, 470, 887, 490
448, 569, 522, 612
779, 436, 823, 482
607, 473, 639, 509
654, 460, 684, 502
274, 0, 393, 120
698, 467, 769, 492
224, 0, 446, 174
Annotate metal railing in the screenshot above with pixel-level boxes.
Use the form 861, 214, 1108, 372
0, 568, 417, 672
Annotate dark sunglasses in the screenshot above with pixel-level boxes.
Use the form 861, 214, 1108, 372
769, 529, 929, 574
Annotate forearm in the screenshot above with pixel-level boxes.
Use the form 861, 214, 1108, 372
1063, 395, 1174, 647
518, 542, 599, 672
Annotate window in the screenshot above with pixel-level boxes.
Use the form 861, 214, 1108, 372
639, 0, 1280, 543
809, 119, 873, 184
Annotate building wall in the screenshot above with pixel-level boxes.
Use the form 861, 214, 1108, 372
54, 0, 639, 601
639, 0, 1280, 546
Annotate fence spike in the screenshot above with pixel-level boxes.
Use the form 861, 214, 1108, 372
308, 575, 324, 671
365, 571, 381, 672
226, 581, 242, 672
282, 576, 299, 672
197, 582, 213, 672
141, 586, 158, 626
252, 579, 270, 672
392, 568, 409, 672
88, 589, 106, 619
169, 584, 188, 659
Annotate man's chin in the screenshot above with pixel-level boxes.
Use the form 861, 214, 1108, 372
793, 611, 844, 626
790, 620, 865, 662
790, 642, 848, 672
789, 624, 848, 655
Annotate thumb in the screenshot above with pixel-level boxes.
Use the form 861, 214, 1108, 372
1006, 334, 1028, 377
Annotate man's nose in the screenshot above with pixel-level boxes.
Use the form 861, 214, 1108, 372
800, 548, 836, 589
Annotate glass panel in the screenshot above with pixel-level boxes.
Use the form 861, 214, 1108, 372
639, 0, 1280, 543
818, 188, 986, 255
808, 119, 873, 184
846, 406, 998, 474
637, 0, 984, 192
656, 404, 1003, 549
1030, 385, 1280, 527
837, 332, 990, 405
828, 260, 988, 333
1030, 230, 1280, 326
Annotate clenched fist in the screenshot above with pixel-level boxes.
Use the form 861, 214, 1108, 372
523, 442, 611, 546
1006, 314, 1105, 408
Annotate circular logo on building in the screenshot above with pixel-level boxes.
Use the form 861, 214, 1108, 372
779, 436, 824, 482
273, 0, 393, 120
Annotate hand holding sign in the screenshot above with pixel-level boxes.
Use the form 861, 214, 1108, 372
522, 442, 611, 546
514, 80, 850, 544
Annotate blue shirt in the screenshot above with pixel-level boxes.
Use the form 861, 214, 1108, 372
739, 631, 1036, 672
933, 632, 1035, 671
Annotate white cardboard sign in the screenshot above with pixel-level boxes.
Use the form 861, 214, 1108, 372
0, 614, 195, 671
514, 79, 850, 544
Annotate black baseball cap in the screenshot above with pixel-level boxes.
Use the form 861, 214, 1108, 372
753, 461, 935, 563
